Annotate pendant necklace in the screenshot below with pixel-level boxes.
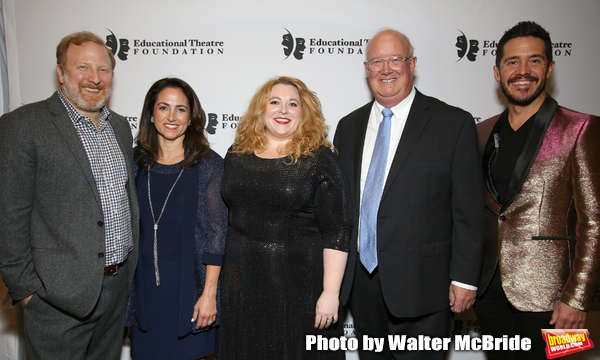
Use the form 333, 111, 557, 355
148, 164, 184, 286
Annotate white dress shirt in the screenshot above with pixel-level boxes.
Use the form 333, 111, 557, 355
358, 87, 416, 207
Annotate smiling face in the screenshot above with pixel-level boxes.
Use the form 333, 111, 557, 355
365, 31, 416, 108
264, 83, 302, 145
57, 41, 113, 121
494, 36, 554, 107
152, 87, 190, 146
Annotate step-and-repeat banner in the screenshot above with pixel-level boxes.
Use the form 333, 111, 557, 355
1, 0, 599, 359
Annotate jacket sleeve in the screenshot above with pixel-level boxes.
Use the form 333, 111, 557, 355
449, 113, 486, 287
0, 109, 44, 301
561, 116, 600, 310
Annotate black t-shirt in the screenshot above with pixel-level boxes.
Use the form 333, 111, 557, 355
490, 112, 536, 205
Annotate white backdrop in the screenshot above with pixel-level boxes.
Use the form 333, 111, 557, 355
1, 0, 599, 359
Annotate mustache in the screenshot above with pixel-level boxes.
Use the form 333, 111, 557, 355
80, 83, 105, 90
508, 75, 539, 84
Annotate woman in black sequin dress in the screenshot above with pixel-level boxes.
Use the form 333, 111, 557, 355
219, 76, 352, 359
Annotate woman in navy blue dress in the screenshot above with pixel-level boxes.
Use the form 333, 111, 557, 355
125, 78, 227, 359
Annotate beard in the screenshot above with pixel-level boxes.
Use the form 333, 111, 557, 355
61, 71, 112, 114
500, 74, 546, 107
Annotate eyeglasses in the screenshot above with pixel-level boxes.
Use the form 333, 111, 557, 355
365, 56, 413, 72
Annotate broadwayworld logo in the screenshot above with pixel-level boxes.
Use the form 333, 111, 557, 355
281, 28, 368, 61
542, 329, 594, 359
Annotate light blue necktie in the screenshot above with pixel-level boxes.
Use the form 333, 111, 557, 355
359, 108, 393, 273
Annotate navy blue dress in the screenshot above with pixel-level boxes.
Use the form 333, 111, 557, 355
126, 151, 227, 360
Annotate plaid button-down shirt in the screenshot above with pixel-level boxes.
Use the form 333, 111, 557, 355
58, 90, 133, 266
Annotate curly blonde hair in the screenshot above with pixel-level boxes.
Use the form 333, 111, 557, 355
230, 76, 331, 164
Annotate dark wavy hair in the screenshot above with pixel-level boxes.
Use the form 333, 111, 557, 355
134, 77, 211, 169
496, 21, 553, 68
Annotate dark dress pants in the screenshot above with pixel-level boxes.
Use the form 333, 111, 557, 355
350, 259, 452, 360
474, 268, 555, 360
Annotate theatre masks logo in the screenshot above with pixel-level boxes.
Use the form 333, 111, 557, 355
203, 110, 240, 135
282, 29, 306, 60
106, 29, 130, 61
456, 30, 479, 62
204, 111, 219, 135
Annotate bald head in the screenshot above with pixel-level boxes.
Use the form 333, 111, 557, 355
364, 29, 416, 108
366, 29, 414, 60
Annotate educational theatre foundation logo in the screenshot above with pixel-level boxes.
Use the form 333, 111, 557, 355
454, 28, 575, 63
281, 28, 368, 61
104, 29, 224, 61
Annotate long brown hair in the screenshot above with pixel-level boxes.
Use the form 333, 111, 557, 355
135, 77, 211, 169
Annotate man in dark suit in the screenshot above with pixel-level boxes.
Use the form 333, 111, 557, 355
0, 31, 139, 360
334, 29, 484, 359
474, 21, 600, 360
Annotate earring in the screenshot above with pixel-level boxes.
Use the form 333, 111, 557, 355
151, 117, 154, 123
188, 121, 191, 126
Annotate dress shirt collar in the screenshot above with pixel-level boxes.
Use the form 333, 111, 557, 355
372, 86, 416, 124
57, 89, 111, 129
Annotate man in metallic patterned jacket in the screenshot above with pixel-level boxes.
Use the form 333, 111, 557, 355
474, 21, 600, 360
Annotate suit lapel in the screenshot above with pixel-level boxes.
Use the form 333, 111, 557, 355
504, 95, 558, 209
485, 95, 559, 211
382, 90, 429, 199
47, 93, 103, 207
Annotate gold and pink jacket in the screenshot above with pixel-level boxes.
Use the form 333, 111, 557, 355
477, 95, 600, 312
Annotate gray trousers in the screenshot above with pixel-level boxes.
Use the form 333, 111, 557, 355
22, 261, 130, 360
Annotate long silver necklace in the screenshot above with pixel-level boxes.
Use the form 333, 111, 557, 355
148, 165, 184, 286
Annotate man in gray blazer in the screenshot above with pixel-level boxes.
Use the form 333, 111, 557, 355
0, 31, 139, 360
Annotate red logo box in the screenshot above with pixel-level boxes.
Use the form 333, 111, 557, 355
542, 329, 594, 359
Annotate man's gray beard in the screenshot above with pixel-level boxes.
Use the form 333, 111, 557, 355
62, 73, 111, 112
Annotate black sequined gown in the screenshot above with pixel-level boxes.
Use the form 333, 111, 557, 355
219, 146, 352, 360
